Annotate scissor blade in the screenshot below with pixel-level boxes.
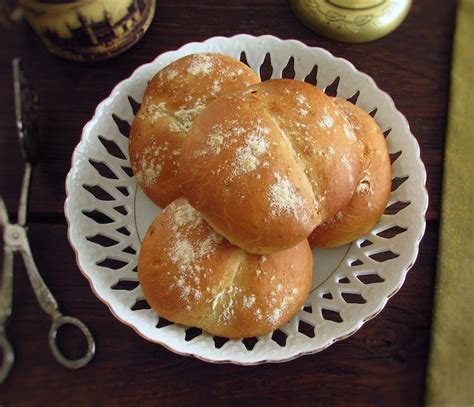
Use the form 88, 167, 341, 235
0, 196, 9, 227
13, 58, 40, 166
17, 164, 32, 227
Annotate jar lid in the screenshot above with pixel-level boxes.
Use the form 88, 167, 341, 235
290, 0, 412, 43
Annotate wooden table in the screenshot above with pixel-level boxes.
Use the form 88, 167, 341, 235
0, 0, 456, 405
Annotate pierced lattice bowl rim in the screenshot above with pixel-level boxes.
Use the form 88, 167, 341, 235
65, 34, 428, 365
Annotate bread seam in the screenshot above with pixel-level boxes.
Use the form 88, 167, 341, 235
208, 249, 247, 320
262, 103, 320, 213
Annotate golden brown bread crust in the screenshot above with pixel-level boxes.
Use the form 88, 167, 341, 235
254, 80, 362, 220
309, 99, 392, 247
179, 79, 361, 254
129, 53, 259, 208
138, 197, 313, 338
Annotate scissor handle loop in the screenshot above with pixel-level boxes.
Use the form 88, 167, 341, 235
48, 315, 95, 369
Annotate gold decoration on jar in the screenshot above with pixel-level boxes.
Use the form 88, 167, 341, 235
289, 0, 412, 43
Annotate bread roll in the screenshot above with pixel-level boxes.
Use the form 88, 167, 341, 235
179, 79, 361, 254
309, 99, 391, 247
138, 198, 313, 339
129, 53, 259, 207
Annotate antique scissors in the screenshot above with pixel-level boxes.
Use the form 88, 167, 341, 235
0, 58, 95, 383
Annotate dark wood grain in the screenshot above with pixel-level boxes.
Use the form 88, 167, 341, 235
1, 223, 439, 405
0, 0, 456, 405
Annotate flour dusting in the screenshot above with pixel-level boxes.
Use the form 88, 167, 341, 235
268, 173, 306, 219
343, 122, 356, 140
174, 100, 206, 132
143, 101, 168, 123
166, 200, 223, 308
231, 124, 270, 176
187, 54, 214, 76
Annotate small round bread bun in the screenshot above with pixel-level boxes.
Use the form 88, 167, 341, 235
309, 99, 391, 247
138, 197, 313, 339
129, 53, 259, 207
179, 79, 361, 254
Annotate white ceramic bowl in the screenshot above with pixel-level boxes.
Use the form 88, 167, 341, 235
65, 34, 428, 365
